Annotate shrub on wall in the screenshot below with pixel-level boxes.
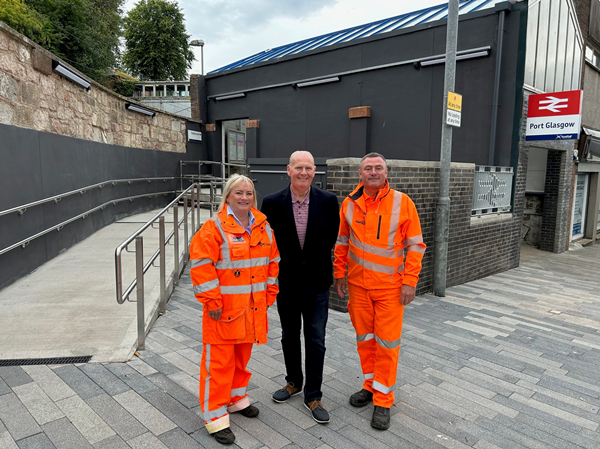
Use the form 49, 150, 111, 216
114, 79, 136, 97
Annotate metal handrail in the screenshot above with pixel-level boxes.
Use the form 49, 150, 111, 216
115, 180, 226, 350
179, 160, 249, 190
115, 180, 228, 304
115, 184, 196, 304
0, 191, 176, 256
223, 161, 250, 179
0, 177, 179, 218
179, 161, 223, 191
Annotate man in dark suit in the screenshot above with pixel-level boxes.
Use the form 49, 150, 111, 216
261, 151, 339, 424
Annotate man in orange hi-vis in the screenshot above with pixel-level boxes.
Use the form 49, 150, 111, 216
190, 174, 280, 445
334, 152, 426, 431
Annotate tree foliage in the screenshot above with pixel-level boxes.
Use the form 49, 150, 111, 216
122, 0, 194, 81
0, 0, 51, 45
26, 0, 123, 82
1, 0, 123, 83
113, 78, 135, 96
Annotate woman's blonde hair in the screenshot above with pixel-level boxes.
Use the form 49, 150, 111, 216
218, 174, 257, 212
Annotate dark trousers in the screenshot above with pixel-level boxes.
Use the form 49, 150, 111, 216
277, 289, 329, 402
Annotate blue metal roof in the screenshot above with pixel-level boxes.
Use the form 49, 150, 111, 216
209, 0, 503, 74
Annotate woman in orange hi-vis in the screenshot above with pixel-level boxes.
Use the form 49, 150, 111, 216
334, 152, 426, 431
190, 174, 280, 445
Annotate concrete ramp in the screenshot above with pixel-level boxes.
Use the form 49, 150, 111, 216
0, 206, 211, 363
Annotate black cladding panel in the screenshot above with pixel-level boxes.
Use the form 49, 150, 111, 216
205, 6, 524, 166
0, 124, 43, 211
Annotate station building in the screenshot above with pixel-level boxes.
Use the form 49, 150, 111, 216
190, 0, 586, 306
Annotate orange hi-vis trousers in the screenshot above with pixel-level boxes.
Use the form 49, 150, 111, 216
200, 342, 253, 434
347, 283, 404, 408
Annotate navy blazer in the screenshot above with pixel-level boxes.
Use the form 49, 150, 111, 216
261, 185, 340, 295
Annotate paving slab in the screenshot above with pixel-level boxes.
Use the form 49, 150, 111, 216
0, 207, 205, 362
0, 393, 41, 441
0, 235, 599, 448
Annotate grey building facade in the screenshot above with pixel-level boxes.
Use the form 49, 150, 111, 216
191, 0, 537, 302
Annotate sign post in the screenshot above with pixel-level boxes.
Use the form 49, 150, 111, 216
433, 0, 459, 298
526, 90, 583, 141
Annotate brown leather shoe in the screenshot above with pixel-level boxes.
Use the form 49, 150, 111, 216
272, 382, 301, 403
304, 400, 330, 424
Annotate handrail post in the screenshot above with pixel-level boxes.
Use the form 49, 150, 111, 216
183, 194, 189, 262
190, 189, 195, 237
159, 216, 166, 315
135, 236, 145, 350
173, 204, 180, 283
196, 182, 201, 230
179, 161, 183, 192
210, 182, 215, 218
115, 248, 123, 304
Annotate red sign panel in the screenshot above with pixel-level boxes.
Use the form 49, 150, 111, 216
527, 90, 582, 118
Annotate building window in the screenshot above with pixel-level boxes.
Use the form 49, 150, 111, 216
586, 45, 600, 71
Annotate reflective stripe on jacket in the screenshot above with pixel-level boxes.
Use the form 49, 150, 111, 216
190, 207, 280, 345
333, 181, 426, 289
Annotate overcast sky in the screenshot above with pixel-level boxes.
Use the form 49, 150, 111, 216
122, 0, 444, 75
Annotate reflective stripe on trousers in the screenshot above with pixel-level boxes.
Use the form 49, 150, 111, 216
347, 283, 404, 408
200, 342, 253, 433
356, 332, 401, 350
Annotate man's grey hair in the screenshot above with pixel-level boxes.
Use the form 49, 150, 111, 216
360, 152, 387, 166
289, 150, 315, 167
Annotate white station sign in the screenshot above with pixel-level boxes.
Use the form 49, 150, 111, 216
526, 90, 582, 141
188, 130, 202, 142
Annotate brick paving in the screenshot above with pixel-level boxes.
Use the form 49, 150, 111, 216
1, 244, 600, 448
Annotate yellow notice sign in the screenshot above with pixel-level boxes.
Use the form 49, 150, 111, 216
447, 92, 462, 112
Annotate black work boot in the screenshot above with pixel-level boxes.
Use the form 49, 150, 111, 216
212, 427, 235, 444
349, 388, 373, 407
371, 406, 391, 430
238, 404, 259, 418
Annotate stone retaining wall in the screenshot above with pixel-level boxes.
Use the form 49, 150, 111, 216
0, 22, 193, 153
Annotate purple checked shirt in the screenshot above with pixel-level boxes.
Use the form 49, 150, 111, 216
290, 188, 309, 249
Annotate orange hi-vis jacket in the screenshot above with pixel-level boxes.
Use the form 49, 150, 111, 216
190, 207, 280, 345
334, 181, 426, 288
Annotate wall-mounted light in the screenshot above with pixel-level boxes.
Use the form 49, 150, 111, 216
417, 49, 490, 68
295, 76, 340, 88
214, 93, 246, 101
125, 102, 156, 116
52, 61, 91, 90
